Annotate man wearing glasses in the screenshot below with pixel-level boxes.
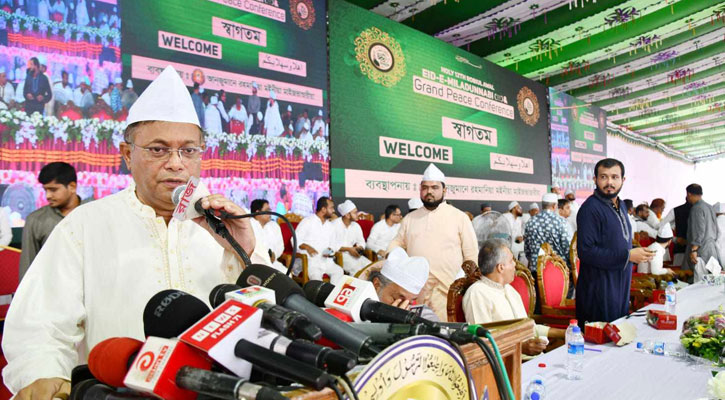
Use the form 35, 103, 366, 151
2, 66, 270, 399
366, 204, 403, 258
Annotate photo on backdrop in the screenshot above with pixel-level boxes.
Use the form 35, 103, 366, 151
329, 1, 551, 213
0, 0, 329, 227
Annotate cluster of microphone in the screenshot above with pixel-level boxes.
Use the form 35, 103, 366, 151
71, 264, 491, 400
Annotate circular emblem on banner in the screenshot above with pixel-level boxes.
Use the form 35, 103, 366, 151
290, 0, 315, 30
517, 86, 540, 127
353, 335, 475, 400
1, 183, 36, 219
191, 68, 205, 85
355, 27, 406, 87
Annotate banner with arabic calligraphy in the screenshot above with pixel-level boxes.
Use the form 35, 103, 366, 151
328, 1, 550, 213
549, 88, 608, 200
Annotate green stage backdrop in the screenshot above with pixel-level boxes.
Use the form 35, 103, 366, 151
330, 1, 551, 213
549, 88, 608, 201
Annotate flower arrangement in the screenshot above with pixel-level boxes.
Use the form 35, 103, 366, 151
0, 10, 121, 44
681, 309, 725, 364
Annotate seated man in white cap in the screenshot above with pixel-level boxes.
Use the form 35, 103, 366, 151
1, 66, 270, 398
521, 202, 539, 229
463, 239, 564, 356
366, 204, 402, 258
407, 197, 423, 212
263, 90, 284, 137
228, 96, 248, 134
311, 109, 325, 138
502, 201, 524, 259
637, 224, 675, 275
388, 163, 478, 320
331, 200, 371, 276
295, 196, 344, 282
73, 76, 94, 112
368, 247, 439, 322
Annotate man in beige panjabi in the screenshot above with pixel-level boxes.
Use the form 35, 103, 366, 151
387, 163, 478, 320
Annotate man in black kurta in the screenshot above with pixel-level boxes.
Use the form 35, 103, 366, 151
576, 158, 655, 324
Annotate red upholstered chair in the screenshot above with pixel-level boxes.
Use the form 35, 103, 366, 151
0, 246, 21, 322
569, 232, 580, 287
536, 243, 575, 328
277, 214, 310, 284
357, 219, 377, 262
446, 260, 481, 322
511, 262, 536, 317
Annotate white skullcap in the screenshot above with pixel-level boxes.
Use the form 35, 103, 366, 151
287, 105, 292, 112
422, 163, 445, 183
529, 202, 539, 211
337, 200, 356, 216
37, 55, 47, 66
381, 248, 429, 295
408, 197, 423, 210
114, 77, 122, 84
127, 66, 200, 127
126, 79, 133, 89
657, 223, 673, 239
257, 111, 263, 120
542, 193, 558, 203
252, 81, 259, 89
508, 201, 520, 211
270, 90, 276, 100
318, 109, 323, 116
565, 189, 575, 196
210, 95, 218, 105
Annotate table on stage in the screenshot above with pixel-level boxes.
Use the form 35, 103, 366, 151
522, 282, 723, 399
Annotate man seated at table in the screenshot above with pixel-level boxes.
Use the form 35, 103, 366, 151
463, 238, 564, 356
295, 197, 344, 282
637, 224, 675, 276
366, 204, 402, 258
368, 247, 439, 322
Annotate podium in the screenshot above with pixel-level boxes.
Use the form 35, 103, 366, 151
284, 318, 534, 399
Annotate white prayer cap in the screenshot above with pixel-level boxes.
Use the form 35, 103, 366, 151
37, 55, 47, 66
529, 202, 539, 211
422, 163, 445, 183
252, 81, 259, 89
287, 105, 292, 112
318, 109, 323, 117
270, 90, 276, 100
127, 65, 200, 127
114, 77, 122, 84
257, 111, 263, 120
303, 120, 310, 130
126, 79, 133, 89
337, 200, 356, 216
408, 197, 423, 210
508, 201, 520, 211
657, 223, 673, 239
210, 95, 218, 105
565, 189, 575, 196
542, 193, 558, 204
381, 248, 429, 295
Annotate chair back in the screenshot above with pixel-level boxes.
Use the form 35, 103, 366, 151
281, 213, 303, 224
569, 232, 580, 286
280, 221, 300, 254
511, 265, 536, 317
359, 213, 374, 221
357, 219, 375, 241
536, 243, 570, 309
0, 246, 21, 320
354, 261, 383, 280
446, 260, 481, 322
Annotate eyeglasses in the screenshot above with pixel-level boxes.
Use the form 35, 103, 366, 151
130, 143, 204, 162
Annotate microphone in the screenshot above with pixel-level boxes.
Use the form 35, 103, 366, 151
171, 177, 210, 221
142, 290, 211, 338
69, 380, 156, 400
237, 264, 377, 357
303, 278, 436, 326
89, 337, 144, 387
144, 289, 335, 389
210, 283, 322, 341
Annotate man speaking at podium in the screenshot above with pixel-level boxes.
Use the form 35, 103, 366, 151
1, 66, 270, 399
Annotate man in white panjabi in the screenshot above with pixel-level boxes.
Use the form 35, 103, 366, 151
564, 189, 579, 232
637, 224, 675, 276
387, 163, 478, 321
295, 197, 344, 282
463, 238, 564, 356
521, 202, 539, 228
311, 109, 325, 138
634, 204, 659, 238
204, 95, 226, 134
263, 90, 284, 137
228, 97, 248, 134
1, 66, 270, 398
502, 201, 524, 258
249, 199, 287, 274
331, 200, 370, 276
366, 204, 402, 258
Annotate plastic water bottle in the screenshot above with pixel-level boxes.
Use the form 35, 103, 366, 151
524, 375, 546, 400
566, 326, 584, 380
665, 282, 676, 314
565, 319, 578, 346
